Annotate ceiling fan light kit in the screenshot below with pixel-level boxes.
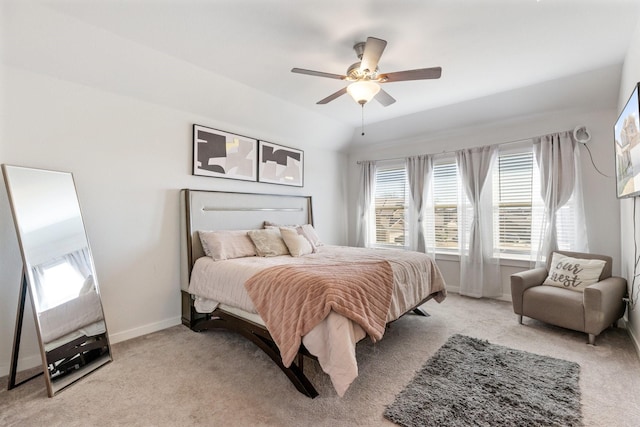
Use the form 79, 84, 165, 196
347, 80, 380, 105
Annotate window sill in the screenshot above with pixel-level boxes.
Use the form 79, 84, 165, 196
433, 251, 533, 268
434, 252, 459, 262
369, 247, 533, 269
499, 257, 533, 268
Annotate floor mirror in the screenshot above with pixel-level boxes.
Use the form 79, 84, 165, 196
2, 164, 112, 397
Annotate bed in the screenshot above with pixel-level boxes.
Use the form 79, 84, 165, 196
180, 189, 447, 397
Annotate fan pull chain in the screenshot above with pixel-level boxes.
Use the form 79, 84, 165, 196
361, 104, 365, 136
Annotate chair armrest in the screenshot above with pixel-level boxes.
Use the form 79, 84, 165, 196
510, 267, 548, 314
584, 276, 628, 335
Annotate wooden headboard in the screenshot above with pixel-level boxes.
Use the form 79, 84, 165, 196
179, 189, 313, 292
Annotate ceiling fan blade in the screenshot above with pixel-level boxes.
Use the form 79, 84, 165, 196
379, 67, 442, 82
317, 87, 348, 104
360, 37, 387, 74
291, 68, 346, 80
375, 88, 396, 107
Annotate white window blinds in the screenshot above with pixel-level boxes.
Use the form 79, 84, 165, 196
496, 150, 533, 255
433, 160, 459, 250
374, 163, 408, 247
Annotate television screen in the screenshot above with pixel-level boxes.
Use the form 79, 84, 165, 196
614, 82, 640, 198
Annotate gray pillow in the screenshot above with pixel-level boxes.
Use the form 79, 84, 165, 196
247, 229, 290, 257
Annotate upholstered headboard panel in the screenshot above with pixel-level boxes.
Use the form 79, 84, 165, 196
180, 189, 313, 291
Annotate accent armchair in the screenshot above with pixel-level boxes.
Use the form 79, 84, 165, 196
510, 251, 627, 345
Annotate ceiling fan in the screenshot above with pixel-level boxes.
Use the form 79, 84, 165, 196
291, 36, 442, 107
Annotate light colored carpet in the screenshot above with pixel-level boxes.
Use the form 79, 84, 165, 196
1, 293, 639, 426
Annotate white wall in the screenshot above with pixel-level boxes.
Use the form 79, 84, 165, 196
347, 103, 621, 299
618, 16, 640, 355
0, 6, 351, 375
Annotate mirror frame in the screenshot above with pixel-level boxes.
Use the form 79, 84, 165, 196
2, 164, 112, 397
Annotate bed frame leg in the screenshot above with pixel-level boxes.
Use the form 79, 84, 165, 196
250, 334, 318, 398
297, 353, 304, 371
413, 307, 430, 317
193, 310, 319, 398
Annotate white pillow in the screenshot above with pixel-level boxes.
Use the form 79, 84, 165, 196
300, 224, 323, 247
264, 221, 323, 247
543, 252, 606, 292
199, 230, 257, 261
279, 227, 314, 257
247, 229, 290, 257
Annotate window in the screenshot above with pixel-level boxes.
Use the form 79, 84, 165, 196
495, 150, 533, 256
39, 260, 85, 310
430, 147, 537, 258
433, 159, 459, 250
373, 162, 408, 248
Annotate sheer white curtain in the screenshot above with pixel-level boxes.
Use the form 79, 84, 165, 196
356, 161, 376, 247
406, 155, 434, 255
456, 146, 501, 298
31, 264, 47, 312
532, 131, 588, 265
66, 247, 92, 279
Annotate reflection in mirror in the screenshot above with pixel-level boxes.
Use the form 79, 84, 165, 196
2, 164, 112, 397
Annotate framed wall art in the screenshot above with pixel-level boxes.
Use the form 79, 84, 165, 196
258, 141, 304, 187
193, 124, 257, 181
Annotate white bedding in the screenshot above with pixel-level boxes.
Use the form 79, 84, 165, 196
38, 290, 105, 344
188, 245, 446, 396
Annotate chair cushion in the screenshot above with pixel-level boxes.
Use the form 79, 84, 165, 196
523, 286, 585, 332
542, 252, 606, 292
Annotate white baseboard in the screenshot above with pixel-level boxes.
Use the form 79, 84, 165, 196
0, 354, 42, 377
622, 318, 640, 360
108, 316, 182, 344
0, 317, 182, 377
445, 286, 512, 303
496, 293, 513, 303
446, 285, 460, 295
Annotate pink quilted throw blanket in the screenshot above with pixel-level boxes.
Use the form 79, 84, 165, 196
244, 261, 394, 367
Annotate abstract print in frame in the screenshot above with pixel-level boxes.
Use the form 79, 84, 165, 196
193, 124, 257, 181
258, 141, 304, 187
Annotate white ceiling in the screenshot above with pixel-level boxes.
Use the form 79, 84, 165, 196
6, 0, 640, 142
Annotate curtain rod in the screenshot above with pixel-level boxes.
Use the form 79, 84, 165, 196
355, 127, 579, 164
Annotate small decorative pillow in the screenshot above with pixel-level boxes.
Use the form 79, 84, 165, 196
264, 221, 323, 247
300, 224, 323, 247
247, 229, 290, 257
279, 227, 315, 257
199, 230, 257, 261
543, 252, 607, 292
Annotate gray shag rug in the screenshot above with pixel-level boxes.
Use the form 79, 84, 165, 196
384, 334, 582, 427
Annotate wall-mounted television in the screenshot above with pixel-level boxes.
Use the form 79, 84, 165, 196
614, 82, 640, 199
